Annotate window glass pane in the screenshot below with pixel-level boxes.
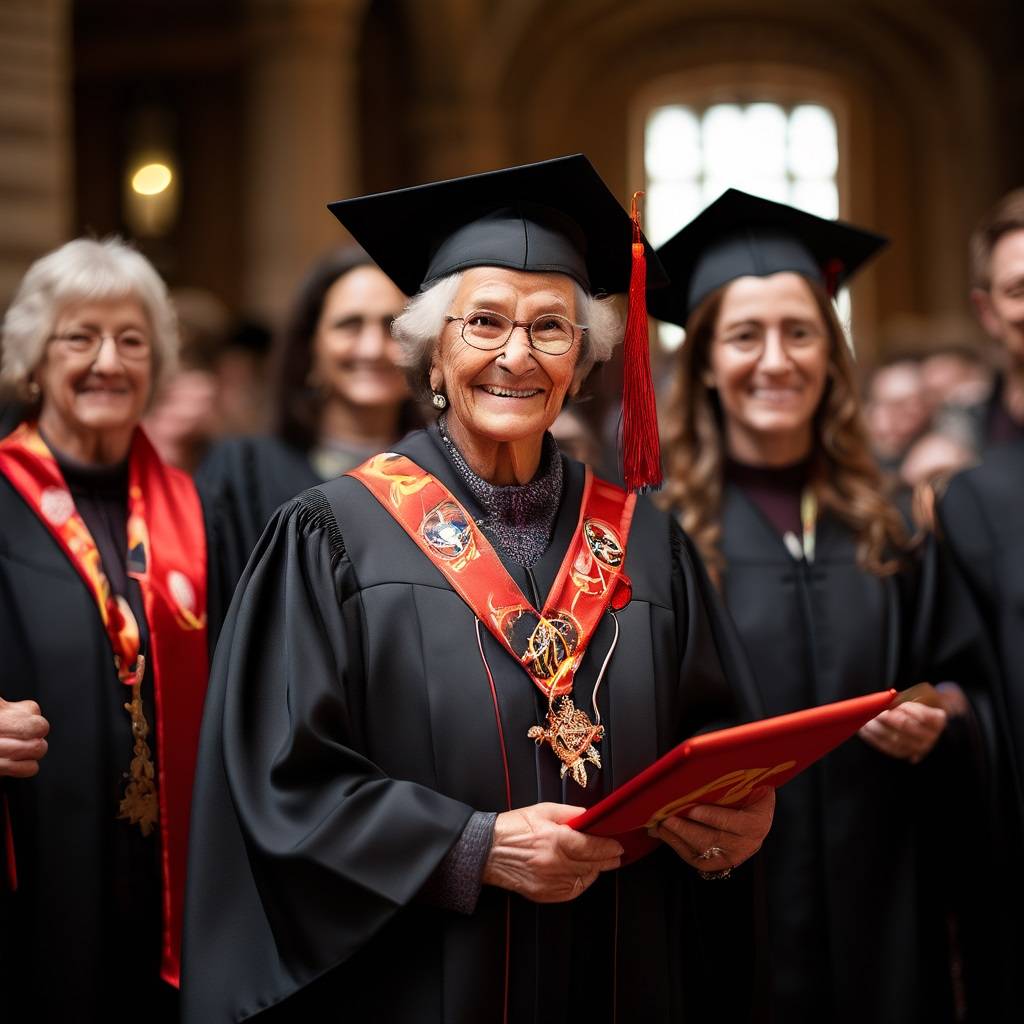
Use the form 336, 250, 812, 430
744, 178, 790, 205
788, 105, 838, 178
701, 176, 733, 207
744, 103, 787, 178
791, 180, 839, 219
644, 97, 847, 345
646, 181, 702, 247
701, 104, 744, 178
657, 322, 685, 352
645, 105, 701, 180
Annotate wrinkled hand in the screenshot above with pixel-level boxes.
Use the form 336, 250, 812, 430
482, 802, 623, 903
859, 701, 947, 764
648, 788, 775, 872
0, 697, 49, 778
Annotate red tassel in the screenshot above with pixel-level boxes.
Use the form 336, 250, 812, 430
825, 257, 845, 298
621, 191, 662, 493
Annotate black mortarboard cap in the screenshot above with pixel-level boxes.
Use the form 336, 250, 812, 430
647, 189, 888, 327
327, 154, 667, 295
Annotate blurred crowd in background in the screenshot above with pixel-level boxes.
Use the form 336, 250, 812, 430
99, 258, 1011, 500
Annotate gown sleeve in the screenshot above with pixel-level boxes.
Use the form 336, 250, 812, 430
182, 487, 476, 1022
904, 533, 1006, 787
194, 438, 268, 599
907, 522, 1024, 1018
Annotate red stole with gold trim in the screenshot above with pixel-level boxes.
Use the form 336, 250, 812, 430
0, 421, 208, 987
349, 451, 635, 786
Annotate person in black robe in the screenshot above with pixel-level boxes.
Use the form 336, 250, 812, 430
198, 247, 422, 589
936, 182, 1024, 837
934, 436, 1024, 1004
932, 189, 1024, 982
651, 190, 1003, 1023
182, 156, 775, 1023
0, 238, 222, 1022
963, 188, 1024, 450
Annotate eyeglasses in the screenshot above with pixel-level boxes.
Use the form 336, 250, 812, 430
445, 310, 586, 356
49, 328, 152, 362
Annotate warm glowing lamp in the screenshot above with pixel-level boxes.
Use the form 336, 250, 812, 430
131, 162, 173, 196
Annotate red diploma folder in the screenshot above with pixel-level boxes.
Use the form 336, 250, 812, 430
571, 689, 896, 864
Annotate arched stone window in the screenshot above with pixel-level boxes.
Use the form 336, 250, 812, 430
634, 71, 852, 348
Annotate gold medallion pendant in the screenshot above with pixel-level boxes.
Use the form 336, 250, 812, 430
528, 694, 604, 788
117, 656, 159, 836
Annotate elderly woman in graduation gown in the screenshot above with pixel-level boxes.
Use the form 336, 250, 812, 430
183, 157, 773, 1023
652, 191, 1004, 1024
0, 238, 214, 1022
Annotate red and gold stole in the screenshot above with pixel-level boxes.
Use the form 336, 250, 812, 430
349, 452, 635, 786
0, 421, 208, 987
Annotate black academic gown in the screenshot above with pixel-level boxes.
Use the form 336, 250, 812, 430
0, 465, 225, 1023
938, 439, 1024, 1001
717, 484, 998, 1024
182, 427, 763, 1024
939, 439, 1024, 809
196, 435, 322, 595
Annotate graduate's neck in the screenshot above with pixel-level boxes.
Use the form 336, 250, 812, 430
319, 396, 402, 449
444, 415, 543, 485
37, 408, 133, 466
725, 421, 813, 468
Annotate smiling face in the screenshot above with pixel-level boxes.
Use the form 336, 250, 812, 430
36, 296, 153, 449
311, 265, 410, 409
706, 272, 830, 464
430, 267, 582, 449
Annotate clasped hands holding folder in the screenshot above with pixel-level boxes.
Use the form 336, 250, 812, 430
481, 685, 947, 903
480, 789, 775, 903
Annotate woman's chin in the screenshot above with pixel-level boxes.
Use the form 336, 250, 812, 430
70, 401, 138, 434
456, 408, 554, 447
744, 410, 814, 438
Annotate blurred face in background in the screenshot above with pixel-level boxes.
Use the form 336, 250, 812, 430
37, 296, 153, 454
706, 272, 830, 465
311, 265, 409, 410
865, 362, 930, 461
899, 431, 974, 489
919, 352, 992, 410
973, 228, 1024, 364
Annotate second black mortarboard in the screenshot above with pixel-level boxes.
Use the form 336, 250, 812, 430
326, 154, 666, 296
647, 188, 888, 327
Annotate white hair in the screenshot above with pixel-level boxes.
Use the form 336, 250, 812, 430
0, 237, 179, 401
391, 270, 625, 400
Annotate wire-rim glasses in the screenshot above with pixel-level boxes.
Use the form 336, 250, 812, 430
445, 309, 586, 356
49, 328, 152, 363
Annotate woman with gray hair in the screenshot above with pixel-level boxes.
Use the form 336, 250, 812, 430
183, 156, 771, 1023
0, 237, 213, 1023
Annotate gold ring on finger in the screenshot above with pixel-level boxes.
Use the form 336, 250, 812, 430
698, 846, 726, 861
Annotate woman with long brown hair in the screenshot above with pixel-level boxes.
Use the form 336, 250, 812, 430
652, 191, 998, 1024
